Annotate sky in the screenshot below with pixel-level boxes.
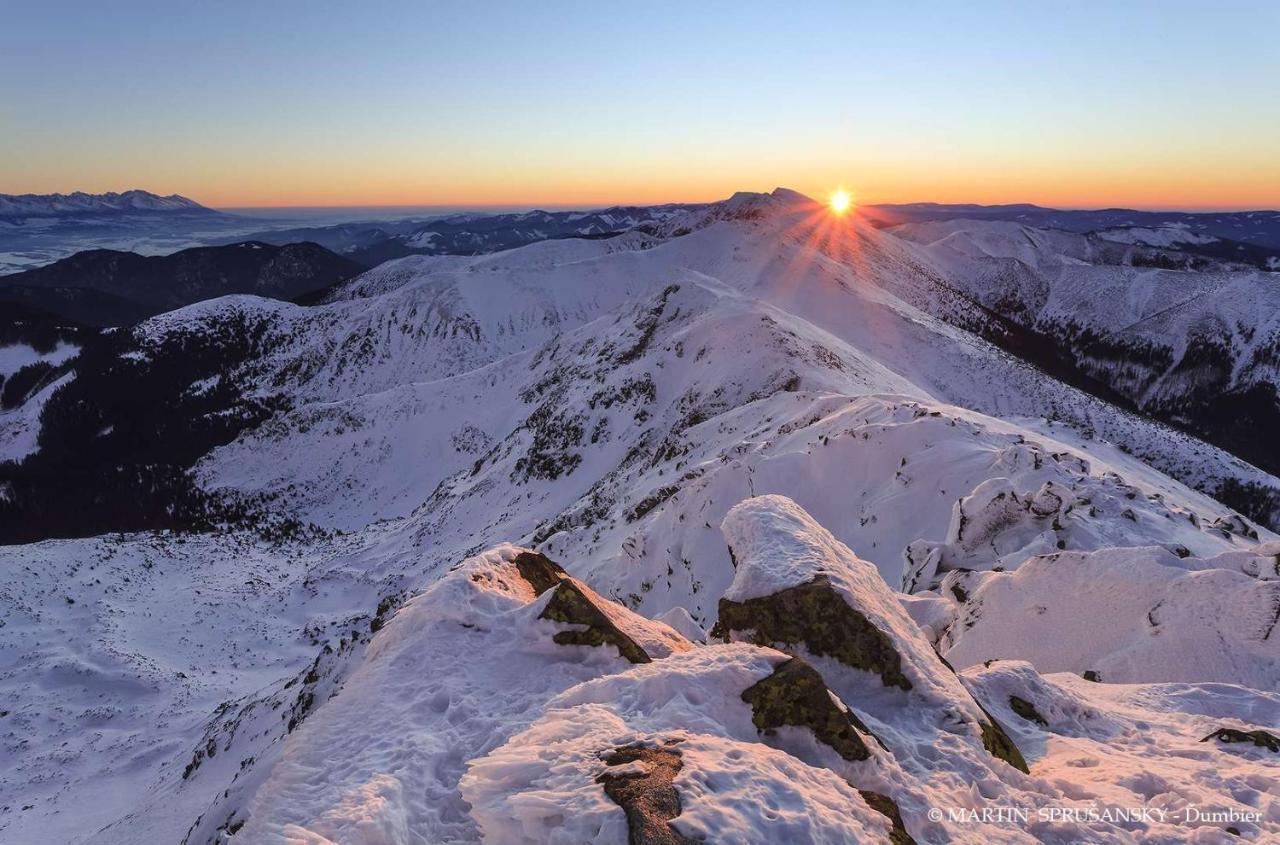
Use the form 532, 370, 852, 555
2, 0, 1278, 210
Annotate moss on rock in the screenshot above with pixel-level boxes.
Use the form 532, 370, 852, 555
858, 790, 917, 845
740, 657, 873, 762
974, 702, 1030, 773
716, 576, 912, 692
513, 550, 568, 596
539, 580, 651, 664
1009, 695, 1048, 727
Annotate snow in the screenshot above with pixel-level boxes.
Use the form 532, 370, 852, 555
462, 646, 893, 845
235, 545, 691, 844
0, 341, 78, 380
720, 495, 859, 601
4, 188, 1280, 843
1097, 226, 1218, 247
940, 545, 1280, 687
964, 661, 1280, 842
0, 370, 75, 461
654, 606, 707, 643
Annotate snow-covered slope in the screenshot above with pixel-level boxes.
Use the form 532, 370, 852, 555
893, 217, 1280, 505
218, 499, 1280, 843
3, 189, 1279, 843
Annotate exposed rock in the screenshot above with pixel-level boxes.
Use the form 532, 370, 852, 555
1009, 695, 1049, 727
513, 550, 568, 595
740, 657, 873, 761
721, 496, 1031, 776
1200, 727, 1280, 753
858, 790, 918, 845
596, 744, 696, 845
717, 576, 911, 691
540, 579, 652, 664
975, 704, 1031, 774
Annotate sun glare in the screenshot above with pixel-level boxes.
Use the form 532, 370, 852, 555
829, 189, 852, 215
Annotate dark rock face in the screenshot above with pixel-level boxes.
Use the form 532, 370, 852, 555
513, 551, 569, 595
974, 704, 1031, 774
596, 744, 696, 845
858, 790, 918, 845
539, 579, 651, 664
740, 657, 873, 762
716, 576, 912, 691
1201, 728, 1280, 753
0, 242, 364, 326
1009, 695, 1049, 727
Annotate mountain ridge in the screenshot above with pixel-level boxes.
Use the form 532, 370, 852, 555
0, 241, 364, 326
864, 201, 1280, 249
2, 188, 1280, 844
0, 189, 214, 218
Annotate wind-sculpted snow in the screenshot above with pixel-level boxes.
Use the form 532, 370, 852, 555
900, 456, 1265, 594
461, 646, 897, 845
717, 496, 1032, 775
0, 529, 392, 845
962, 661, 1280, 841
235, 501, 1279, 843
932, 544, 1280, 687
235, 545, 690, 843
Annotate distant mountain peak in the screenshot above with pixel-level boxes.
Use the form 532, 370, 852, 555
0, 189, 214, 218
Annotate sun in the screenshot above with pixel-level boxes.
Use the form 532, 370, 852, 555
829, 189, 852, 215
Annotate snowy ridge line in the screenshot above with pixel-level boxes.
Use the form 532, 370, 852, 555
224, 499, 1280, 843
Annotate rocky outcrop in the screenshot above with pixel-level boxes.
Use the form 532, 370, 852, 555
541, 579, 653, 664
719, 495, 1030, 776
1201, 727, 1280, 753
596, 744, 696, 845
857, 790, 917, 845
232, 544, 692, 844
740, 657, 875, 761
225, 508, 1280, 844
716, 576, 911, 691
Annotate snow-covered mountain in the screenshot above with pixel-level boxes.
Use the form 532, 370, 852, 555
2, 189, 1278, 843
0, 190, 248, 275
0, 190, 216, 220
0, 190, 213, 219
893, 217, 1280, 516
863, 201, 1280, 251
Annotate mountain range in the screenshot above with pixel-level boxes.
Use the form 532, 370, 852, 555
218, 204, 705, 266
0, 241, 364, 326
0, 190, 215, 220
862, 201, 1280, 250
1, 189, 1278, 844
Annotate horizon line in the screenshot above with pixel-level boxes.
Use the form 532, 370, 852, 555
210, 198, 1280, 214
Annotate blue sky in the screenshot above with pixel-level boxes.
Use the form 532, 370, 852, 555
2, 0, 1277, 208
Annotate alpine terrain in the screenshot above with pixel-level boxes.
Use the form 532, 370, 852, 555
2, 189, 1278, 844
